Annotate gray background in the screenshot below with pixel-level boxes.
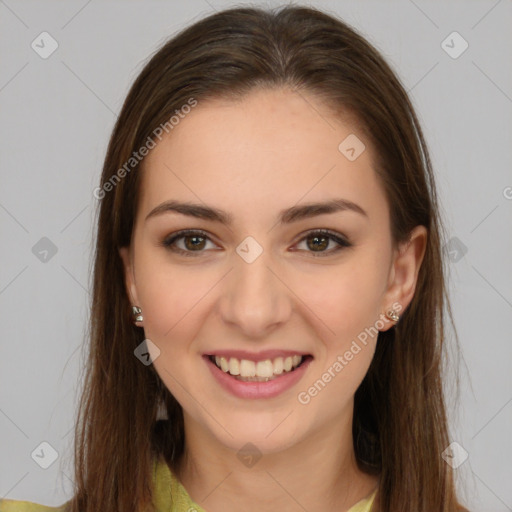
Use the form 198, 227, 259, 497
1, 0, 511, 510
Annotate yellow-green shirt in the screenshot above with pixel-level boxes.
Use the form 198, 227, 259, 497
0, 458, 377, 511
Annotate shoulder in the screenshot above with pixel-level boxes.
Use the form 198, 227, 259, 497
0, 499, 68, 512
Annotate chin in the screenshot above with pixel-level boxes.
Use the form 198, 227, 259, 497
207, 413, 306, 456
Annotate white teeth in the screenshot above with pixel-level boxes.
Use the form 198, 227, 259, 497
240, 359, 256, 377
220, 357, 229, 372
228, 357, 240, 375
256, 360, 274, 378
273, 357, 284, 375
212, 354, 305, 378
215, 356, 230, 372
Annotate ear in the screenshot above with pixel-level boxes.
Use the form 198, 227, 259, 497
118, 245, 140, 308
379, 225, 427, 332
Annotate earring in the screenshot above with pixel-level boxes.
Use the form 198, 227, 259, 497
132, 306, 143, 323
385, 308, 400, 323
156, 398, 168, 420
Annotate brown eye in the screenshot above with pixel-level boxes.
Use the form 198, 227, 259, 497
306, 234, 329, 251
183, 234, 207, 251
161, 229, 215, 257
294, 230, 352, 257
161, 228, 352, 258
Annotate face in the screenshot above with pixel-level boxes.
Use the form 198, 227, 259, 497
119, 87, 426, 455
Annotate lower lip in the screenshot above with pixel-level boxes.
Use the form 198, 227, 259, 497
204, 355, 313, 399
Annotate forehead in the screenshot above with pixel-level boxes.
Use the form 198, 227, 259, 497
137, 87, 387, 226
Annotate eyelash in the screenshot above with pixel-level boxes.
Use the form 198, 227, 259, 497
160, 229, 352, 258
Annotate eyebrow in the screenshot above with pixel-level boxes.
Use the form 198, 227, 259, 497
145, 198, 368, 225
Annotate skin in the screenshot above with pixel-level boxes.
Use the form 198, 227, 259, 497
119, 87, 427, 512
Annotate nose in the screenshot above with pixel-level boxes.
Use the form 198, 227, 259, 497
217, 241, 292, 339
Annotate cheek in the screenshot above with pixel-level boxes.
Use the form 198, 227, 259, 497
134, 234, 390, 344
134, 254, 210, 346
292, 257, 387, 344
293, 262, 383, 411
135, 264, 210, 404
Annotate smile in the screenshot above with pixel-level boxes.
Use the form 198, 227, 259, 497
203, 352, 314, 399
209, 354, 306, 381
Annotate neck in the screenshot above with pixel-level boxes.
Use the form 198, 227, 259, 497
174, 406, 379, 512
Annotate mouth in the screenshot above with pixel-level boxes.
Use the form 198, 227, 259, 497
206, 353, 313, 382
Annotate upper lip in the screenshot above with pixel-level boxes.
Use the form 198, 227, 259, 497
203, 349, 311, 362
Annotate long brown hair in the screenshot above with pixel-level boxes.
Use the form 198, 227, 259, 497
67, 5, 469, 511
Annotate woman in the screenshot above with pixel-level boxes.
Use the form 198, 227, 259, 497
0, 5, 470, 512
